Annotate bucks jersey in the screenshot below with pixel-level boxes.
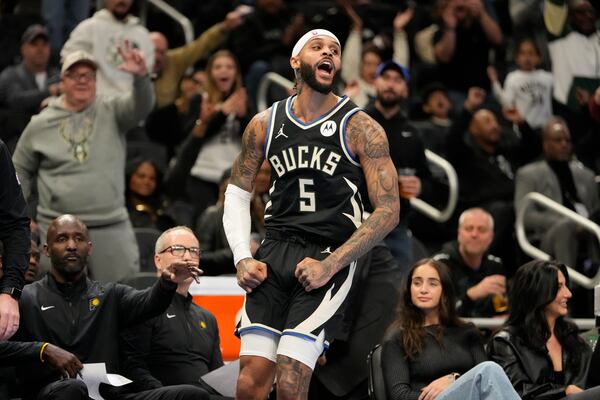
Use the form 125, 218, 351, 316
263, 95, 365, 243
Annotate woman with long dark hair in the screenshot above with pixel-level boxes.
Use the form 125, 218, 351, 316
382, 258, 519, 400
125, 158, 175, 231
488, 260, 600, 399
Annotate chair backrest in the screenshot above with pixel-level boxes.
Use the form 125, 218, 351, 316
367, 343, 387, 400
134, 227, 162, 272
126, 140, 169, 172
120, 272, 159, 290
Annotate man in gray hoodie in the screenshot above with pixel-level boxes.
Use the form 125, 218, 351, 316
12, 46, 154, 283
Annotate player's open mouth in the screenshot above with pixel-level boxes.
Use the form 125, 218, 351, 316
316, 60, 334, 79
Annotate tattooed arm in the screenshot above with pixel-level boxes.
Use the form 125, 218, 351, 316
295, 112, 399, 291
229, 109, 269, 190
224, 109, 269, 292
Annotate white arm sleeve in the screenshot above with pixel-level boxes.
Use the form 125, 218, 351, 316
223, 184, 254, 266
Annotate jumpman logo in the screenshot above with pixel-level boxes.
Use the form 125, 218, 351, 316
275, 123, 288, 139
321, 246, 332, 254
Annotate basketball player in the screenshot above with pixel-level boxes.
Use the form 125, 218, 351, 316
223, 29, 400, 400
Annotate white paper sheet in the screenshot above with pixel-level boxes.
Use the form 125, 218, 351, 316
200, 359, 239, 397
77, 362, 132, 400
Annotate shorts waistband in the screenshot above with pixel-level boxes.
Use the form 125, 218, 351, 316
265, 230, 343, 248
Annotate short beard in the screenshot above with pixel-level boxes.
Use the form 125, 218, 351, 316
110, 2, 130, 20
377, 93, 402, 109
112, 10, 128, 20
50, 255, 86, 281
298, 61, 333, 95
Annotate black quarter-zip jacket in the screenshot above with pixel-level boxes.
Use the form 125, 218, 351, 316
14, 272, 176, 392
119, 292, 223, 391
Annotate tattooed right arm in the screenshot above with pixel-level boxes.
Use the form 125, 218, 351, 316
229, 109, 270, 191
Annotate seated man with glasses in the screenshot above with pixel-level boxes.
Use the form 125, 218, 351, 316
113, 226, 227, 400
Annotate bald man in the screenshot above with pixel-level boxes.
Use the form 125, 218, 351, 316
150, 11, 241, 108
117, 227, 225, 399
445, 87, 542, 272
434, 208, 507, 317
14, 214, 203, 400
515, 117, 600, 268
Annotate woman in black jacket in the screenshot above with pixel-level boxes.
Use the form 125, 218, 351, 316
488, 260, 600, 399
381, 258, 519, 400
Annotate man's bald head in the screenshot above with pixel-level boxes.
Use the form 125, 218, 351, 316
150, 32, 169, 74
542, 117, 572, 161
568, 0, 596, 35
45, 215, 91, 283
542, 116, 569, 140
47, 214, 89, 242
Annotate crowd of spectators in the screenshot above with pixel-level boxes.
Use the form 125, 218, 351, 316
0, 0, 600, 280
0, 0, 598, 300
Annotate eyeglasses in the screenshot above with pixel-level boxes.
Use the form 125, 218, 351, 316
158, 245, 201, 259
64, 71, 96, 83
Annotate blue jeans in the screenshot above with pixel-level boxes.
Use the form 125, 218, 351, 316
42, 0, 90, 52
384, 224, 412, 275
245, 60, 270, 107
438, 361, 520, 400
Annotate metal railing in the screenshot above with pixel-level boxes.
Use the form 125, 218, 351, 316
411, 150, 458, 222
467, 317, 595, 330
256, 72, 458, 223
516, 191, 600, 288
146, 0, 194, 44
257, 72, 294, 112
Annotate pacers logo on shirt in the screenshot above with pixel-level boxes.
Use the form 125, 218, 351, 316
320, 121, 337, 137
89, 297, 100, 311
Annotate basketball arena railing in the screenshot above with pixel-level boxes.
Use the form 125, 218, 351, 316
516, 191, 600, 289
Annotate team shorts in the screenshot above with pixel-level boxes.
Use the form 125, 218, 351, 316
236, 230, 357, 365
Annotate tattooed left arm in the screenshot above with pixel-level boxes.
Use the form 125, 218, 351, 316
295, 112, 399, 291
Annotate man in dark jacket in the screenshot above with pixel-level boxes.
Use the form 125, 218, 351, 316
118, 226, 226, 399
0, 25, 60, 151
365, 60, 431, 272
434, 208, 506, 318
446, 87, 541, 271
14, 214, 204, 399
0, 139, 30, 341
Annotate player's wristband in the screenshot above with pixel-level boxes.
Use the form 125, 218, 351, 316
40, 342, 49, 363
223, 184, 253, 266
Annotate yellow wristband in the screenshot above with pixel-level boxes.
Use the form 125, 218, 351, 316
40, 342, 49, 362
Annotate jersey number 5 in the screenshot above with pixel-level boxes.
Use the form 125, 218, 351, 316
299, 178, 316, 212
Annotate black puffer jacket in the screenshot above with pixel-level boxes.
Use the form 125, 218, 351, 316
488, 329, 591, 400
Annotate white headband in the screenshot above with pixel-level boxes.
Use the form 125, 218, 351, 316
291, 29, 341, 57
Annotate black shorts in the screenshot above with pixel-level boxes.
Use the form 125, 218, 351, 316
236, 231, 357, 346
